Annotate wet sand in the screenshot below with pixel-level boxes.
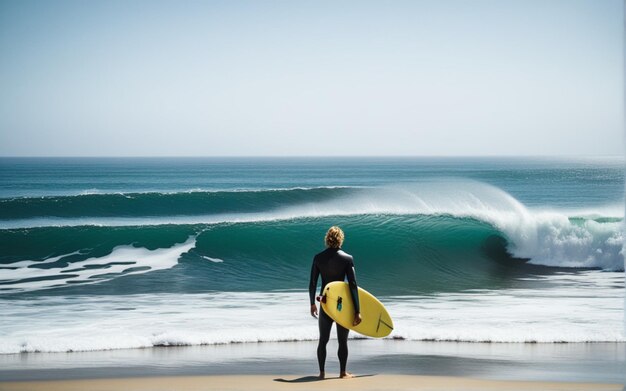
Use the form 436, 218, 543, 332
1, 340, 624, 389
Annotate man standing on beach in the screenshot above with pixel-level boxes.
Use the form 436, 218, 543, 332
309, 226, 362, 379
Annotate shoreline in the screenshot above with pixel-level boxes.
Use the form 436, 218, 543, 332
1, 340, 624, 384
0, 374, 622, 391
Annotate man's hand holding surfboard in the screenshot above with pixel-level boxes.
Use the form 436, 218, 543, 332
353, 312, 362, 326
311, 302, 363, 326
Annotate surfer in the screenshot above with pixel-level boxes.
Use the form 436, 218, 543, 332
309, 226, 362, 380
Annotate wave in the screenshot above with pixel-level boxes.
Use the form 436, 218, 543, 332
1, 182, 623, 276
2, 183, 623, 222
0, 187, 356, 220
0, 215, 622, 296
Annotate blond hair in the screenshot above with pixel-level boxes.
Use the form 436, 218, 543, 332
325, 226, 345, 248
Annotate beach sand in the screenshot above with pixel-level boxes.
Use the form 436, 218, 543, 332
0, 374, 623, 391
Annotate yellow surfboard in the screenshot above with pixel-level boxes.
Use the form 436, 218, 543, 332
320, 281, 394, 338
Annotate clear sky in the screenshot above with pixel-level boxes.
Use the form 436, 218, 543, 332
0, 0, 623, 157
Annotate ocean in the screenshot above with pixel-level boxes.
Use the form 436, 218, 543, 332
0, 157, 624, 354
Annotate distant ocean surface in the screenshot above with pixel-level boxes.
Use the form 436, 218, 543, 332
0, 157, 624, 354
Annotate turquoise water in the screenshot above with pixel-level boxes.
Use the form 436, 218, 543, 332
0, 157, 624, 352
0, 157, 623, 295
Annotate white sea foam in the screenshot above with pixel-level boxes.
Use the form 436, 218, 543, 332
0, 237, 196, 293
391, 271, 625, 343
201, 255, 224, 263
2, 250, 84, 268
0, 271, 622, 354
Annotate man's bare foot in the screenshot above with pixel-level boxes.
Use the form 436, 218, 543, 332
318, 371, 325, 380
340, 372, 355, 379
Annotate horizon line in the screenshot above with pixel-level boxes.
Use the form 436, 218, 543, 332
0, 154, 624, 159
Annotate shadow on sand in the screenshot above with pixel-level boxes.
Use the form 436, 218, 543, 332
274, 374, 375, 383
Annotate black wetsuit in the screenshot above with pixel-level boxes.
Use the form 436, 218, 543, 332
309, 247, 360, 374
